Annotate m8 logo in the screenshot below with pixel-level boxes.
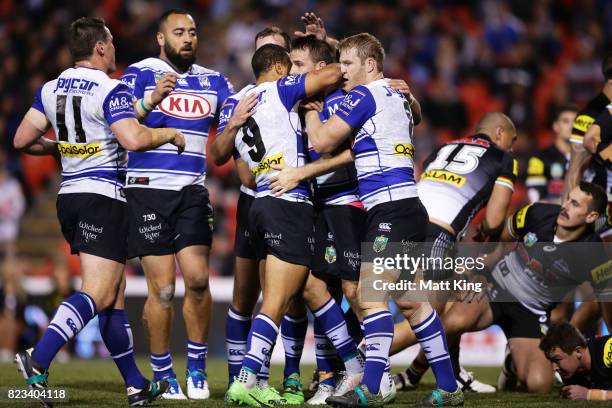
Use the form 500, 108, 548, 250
158, 92, 212, 120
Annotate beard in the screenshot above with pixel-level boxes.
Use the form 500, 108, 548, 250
164, 42, 196, 72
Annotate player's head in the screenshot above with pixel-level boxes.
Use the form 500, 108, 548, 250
289, 35, 335, 74
539, 321, 588, 380
252, 44, 291, 81
475, 112, 517, 151
68, 17, 116, 73
552, 104, 578, 143
338, 33, 384, 91
255, 26, 291, 51
558, 181, 607, 229
157, 9, 197, 71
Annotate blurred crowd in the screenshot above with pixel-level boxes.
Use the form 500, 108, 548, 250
0, 0, 610, 301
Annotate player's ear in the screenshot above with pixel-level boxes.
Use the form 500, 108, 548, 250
585, 209, 600, 225
95, 41, 105, 57
366, 57, 376, 74
316, 61, 327, 70
156, 32, 165, 47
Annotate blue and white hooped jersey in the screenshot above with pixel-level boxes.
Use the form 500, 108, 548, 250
306, 89, 360, 206
32, 67, 135, 201
334, 79, 417, 211
120, 58, 234, 191
218, 75, 310, 203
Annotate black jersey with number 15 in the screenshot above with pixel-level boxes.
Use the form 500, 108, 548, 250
418, 134, 517, 237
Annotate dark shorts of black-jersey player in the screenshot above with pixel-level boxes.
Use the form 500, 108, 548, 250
125, 185, 213, 259
248, 196, 314, 267
234, 191, 259, 260
311, 205, 365, 282
57, 193, 128, 263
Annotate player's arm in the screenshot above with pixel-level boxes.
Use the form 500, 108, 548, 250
110, 118, 184, 152
586, 111, 612, 167
236, 158, 256, 190
121, 65, 177, 119
563, 112, 596, 196
210, 93, 258, 166
475, 156, 517, 241
304, 63, 342, 97
561, 385, 611, 401
14, 109, 57, 156
269, 143, 354, 195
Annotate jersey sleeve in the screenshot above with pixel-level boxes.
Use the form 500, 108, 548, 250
507, 203, 536, 240
217, 97, 237, 133
588, 253, 612, 301
120, 65, 145, 99
335, 86, 376, 130
494, 153, 518, 191
276, 74, 307, 111
216, 75, 235, 112
571, 111, 597, 145
31, 85, 45, 114
102, 83, 137, 126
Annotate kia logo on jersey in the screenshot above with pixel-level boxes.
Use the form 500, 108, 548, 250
158, 92, 212, 120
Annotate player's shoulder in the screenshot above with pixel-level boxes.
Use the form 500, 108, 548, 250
583, 93, 610, 116
189, 63, 221, 76
128, 57, 166, 71
229, 83, 257, 103
516, 202, 559, 223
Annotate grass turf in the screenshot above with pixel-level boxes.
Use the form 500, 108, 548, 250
0, 358, 592, 407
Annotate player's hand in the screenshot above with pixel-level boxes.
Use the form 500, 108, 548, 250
386, 78, 415, 102
295, 12, 327, 41
228, 93, 258, 130
168, 130, 185, 154
269, 163, 301, 196
561, 385, 588, 400
151, 73, 178, 105
300, 98, 324, 113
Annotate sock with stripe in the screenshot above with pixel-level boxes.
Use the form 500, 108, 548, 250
314, 319, 336, 386
313, 298, 363, 375
150, 352, 176, 381
281, 314, 308, 378
226, 306, 252, 383
187, 341, 208, 374
411, 310, 456, 392
362, 310, 394, 394
32, 291, 96, 369
99, 309, 148, 389
239, 313, 278, 389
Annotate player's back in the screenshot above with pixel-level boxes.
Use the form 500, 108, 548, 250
37, 66, 133, 201
345, 79, 417, 210
418, 134, 516, 237
234, 75, 310, 203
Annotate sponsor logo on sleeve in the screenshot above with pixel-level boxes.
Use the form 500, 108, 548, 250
108, 94, 133, 116
121, 75, 136, 91
279, 75, 300, 87
515, 204, 532, 229
58, 142, 101, 157
573, 114, 595, 133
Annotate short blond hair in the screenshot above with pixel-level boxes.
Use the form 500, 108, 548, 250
338, 33, 385, 72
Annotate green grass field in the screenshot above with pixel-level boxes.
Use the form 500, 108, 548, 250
0, 358, 594, 407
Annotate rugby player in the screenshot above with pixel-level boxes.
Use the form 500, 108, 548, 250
213, 26, 310, 400
218, 44, 343, 406
526, 106, 578, 204
406, 182, 611, 395
119, 9, 234, 399
303, 33, 463, 407
392, 112, 518, 394
540, 321, 612, 401
13, 17, 185, 406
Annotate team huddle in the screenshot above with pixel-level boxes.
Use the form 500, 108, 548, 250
11, 8, 612, 408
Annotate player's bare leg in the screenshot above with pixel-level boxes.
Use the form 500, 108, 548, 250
508, 338, 553, 393
141, 254, 185, 398
177, 244, 212, 399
